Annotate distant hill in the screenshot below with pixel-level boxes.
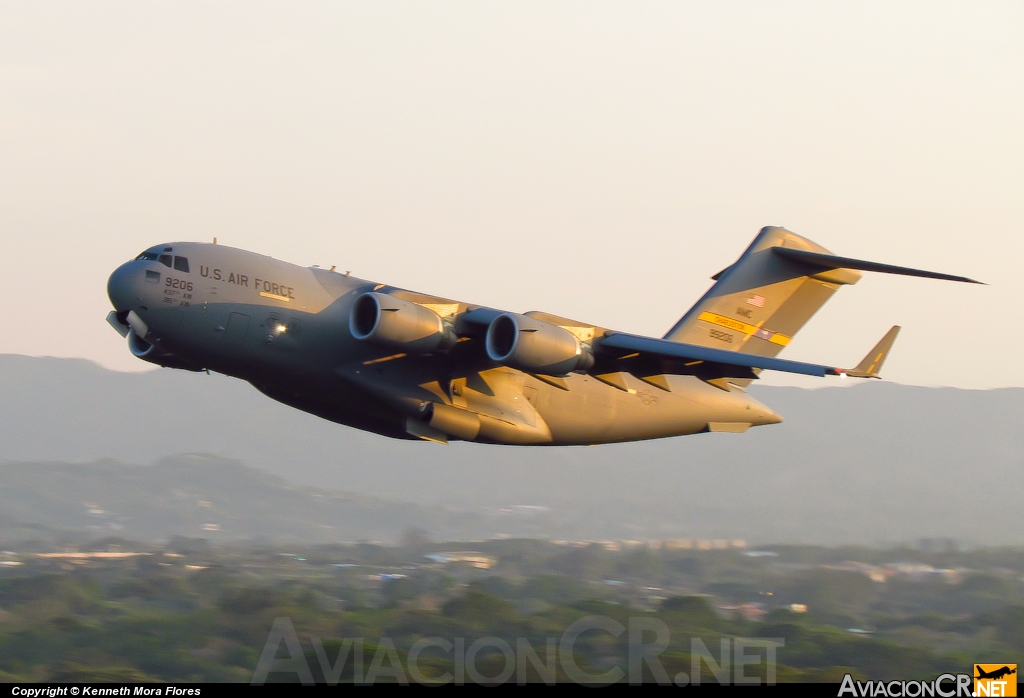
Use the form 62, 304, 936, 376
0, 455, 501, 544
1, 354, 1022, 545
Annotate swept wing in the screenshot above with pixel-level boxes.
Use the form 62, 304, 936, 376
596, 324, 901, 381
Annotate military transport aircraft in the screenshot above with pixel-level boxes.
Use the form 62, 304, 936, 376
106, 227, 978, 445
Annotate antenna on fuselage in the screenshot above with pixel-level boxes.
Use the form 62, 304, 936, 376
212, 237, 217, 244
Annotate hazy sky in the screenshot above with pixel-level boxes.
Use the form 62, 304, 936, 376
2, 2, 1021, 388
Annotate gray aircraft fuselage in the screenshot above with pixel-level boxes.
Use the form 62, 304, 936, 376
107, 229, 975, 445
106, 242, 782, 445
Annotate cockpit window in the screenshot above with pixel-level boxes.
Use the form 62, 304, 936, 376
135, 251, 159, 261
173, 256, 190, 273
158, 254, 173, 268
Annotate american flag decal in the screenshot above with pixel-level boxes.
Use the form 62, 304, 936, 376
746, 294, 766, 308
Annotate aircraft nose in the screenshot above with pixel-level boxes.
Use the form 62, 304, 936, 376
107, 262, 140, 311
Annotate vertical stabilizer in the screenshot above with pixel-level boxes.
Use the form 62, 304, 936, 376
663, 227, 861, 359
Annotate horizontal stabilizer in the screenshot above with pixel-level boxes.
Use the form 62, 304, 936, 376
845, 326, 900, 378
772, 247, 982, 284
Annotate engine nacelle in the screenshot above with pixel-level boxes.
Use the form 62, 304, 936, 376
349, 292, 456, 354
126, 327, 203, 371
485, 313, 594, 375
425, 402, 481, 441
128, 326, 155, 358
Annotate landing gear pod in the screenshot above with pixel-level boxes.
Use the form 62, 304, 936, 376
485, 313, 594, 375
349, 292, 456, 354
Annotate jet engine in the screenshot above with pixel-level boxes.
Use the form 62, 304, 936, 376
349, 292, 456, 354
128, 326, 155, 358
485, 313, 594, 375
125, 325, 203, 371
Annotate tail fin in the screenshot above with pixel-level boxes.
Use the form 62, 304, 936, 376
664, 226, 978, 359
663, 227, 858, 358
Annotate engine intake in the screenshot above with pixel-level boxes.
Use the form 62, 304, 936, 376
349, 292, 455, 354
425, 402, 481, 441
485, 313, 594, 375
125, 327, 203, 371
128, 326, 155, 358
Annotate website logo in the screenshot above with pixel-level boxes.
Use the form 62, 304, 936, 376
974, 664, 1017, 697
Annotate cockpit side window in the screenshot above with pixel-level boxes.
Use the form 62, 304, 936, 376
173, 256, 190, 273
135, 251, 159, 261
158, 254, 173, 268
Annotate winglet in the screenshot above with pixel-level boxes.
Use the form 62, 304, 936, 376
843, 326, 901, 379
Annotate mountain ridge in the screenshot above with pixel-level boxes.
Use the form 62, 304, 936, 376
2, 354, 1021, 544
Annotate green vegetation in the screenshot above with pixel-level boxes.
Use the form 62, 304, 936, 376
0, 539, 1020, 683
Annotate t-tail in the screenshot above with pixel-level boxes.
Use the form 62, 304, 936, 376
661, 226, 980, 375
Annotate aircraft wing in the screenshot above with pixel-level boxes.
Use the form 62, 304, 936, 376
595, 332, 843, 378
